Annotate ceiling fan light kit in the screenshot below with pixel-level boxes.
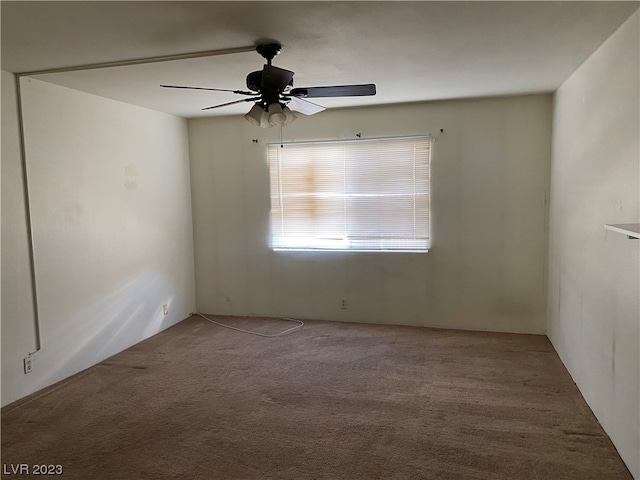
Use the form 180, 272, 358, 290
162, 43, 376, 128
244, 103, 296, 128
267, 103, 286, 126
244, 103, 269, 127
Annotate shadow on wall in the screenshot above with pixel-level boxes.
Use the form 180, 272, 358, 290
29, 271, 182, 391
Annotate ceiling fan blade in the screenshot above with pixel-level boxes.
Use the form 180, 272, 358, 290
289, 84, 376, 98
161, 84, 254, 96
261, 65, 294, 91
201, 98, 259, 111
286, 96, 326, 116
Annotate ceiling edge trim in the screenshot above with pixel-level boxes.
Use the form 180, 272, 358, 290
16, 45, 256, 77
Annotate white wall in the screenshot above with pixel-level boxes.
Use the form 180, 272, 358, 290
548, 11, 639, 479
189, 95, 551, 334
1, 74, 196, 406
1, 71, 39, 402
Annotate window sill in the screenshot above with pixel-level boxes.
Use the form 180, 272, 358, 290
272, 248, 430, 254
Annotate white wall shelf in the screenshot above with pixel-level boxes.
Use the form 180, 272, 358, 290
604, 223, 640, 239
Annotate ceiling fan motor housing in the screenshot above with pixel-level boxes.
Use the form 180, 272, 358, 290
246, 70, 293, 110
246, 71, 263, 93
247, 43, 292, 108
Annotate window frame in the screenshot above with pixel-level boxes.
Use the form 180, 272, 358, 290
267, 135, 432, 253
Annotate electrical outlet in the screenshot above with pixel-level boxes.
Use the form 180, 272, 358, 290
340, 298, 348, 309
23, 356, 33, 374
162, 304, 169, 315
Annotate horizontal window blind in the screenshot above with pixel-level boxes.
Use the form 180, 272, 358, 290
268, 135, 431, 252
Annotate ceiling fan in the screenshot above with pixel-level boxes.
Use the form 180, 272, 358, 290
161, 43, 376, 127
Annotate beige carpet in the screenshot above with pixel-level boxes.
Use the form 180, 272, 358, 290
1, 315, 632, 479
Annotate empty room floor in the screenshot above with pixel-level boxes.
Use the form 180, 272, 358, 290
1, 315, 632, 480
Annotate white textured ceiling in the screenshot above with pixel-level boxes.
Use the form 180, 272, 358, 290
2, 1, 638, 118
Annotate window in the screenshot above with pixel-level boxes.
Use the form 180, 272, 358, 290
268, 135, 431, 252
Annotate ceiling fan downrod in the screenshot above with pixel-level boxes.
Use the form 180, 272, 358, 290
255, 43, 282, 66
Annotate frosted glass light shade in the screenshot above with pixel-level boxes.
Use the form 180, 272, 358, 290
282, 106, 296, 126
244, 104, 267, 127
245, 103, 296, 128
268, 103, 287, 126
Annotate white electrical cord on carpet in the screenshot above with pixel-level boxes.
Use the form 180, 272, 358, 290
193, 313, 304, 338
